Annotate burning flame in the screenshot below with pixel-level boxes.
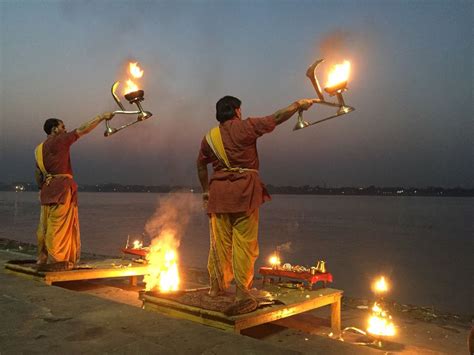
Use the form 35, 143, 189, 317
129, 62, 144, 78
132, 240, 143, 249
269, 254, 281, 267
372, 276, 389, 294
123, 61, 144, 95
326, 60, 351, 88
124, 79, 139, 94
367, 302, 396, 337
144, 230, 180, 292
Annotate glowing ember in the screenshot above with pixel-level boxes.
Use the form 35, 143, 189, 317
144, 230, 180, 292
269, 254, 281, 268
367, 302, 396, 337
372, 276, 389, 294
325, 60, 351, 89
132, 240, 143, 249
129, 62, 144, 78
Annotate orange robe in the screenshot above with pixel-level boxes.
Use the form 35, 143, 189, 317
198, 116, 275, 293
35, 131, 81, 264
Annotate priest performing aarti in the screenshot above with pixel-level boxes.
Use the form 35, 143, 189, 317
196, 95, 314, 314
35, 113, 114, 271
34, 61, 153, 272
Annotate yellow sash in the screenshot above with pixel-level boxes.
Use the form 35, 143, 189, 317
205, 127, 258, 174
34, 142, 73, 185
35, 143, 48, 176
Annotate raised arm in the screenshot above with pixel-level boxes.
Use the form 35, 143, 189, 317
273, 99, 315, 126
76, 112, 114, 137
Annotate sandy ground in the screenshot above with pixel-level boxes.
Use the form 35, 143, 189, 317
1, 239, 472, 354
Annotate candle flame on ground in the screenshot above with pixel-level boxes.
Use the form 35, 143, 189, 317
269, 255, 281, 267
326, 60, 350, 88
372, 276, 389, 293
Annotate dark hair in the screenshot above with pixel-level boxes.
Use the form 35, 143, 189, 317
216, 96, 241, 123
43, 118, 62, 135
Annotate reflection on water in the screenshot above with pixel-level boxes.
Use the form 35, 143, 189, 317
0, 191, 472, 314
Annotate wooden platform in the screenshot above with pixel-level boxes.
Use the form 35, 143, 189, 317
4, 259, 149, 286
142, 285, 342, 334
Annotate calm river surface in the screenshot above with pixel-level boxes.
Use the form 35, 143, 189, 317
1, 191, 472, 314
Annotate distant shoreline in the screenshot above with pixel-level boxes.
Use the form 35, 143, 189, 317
2, 182, 473, 197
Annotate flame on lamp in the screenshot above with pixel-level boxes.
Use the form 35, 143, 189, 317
372, 276, 389, 294
132, 240, 143, 249
144, 230, 180, 292
269, 254, 281, 268
325, 60, 351, 89
129, 62, 144, 78
123, 61, 144, 95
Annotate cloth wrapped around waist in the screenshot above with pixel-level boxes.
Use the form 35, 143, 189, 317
211, 169, 258, 182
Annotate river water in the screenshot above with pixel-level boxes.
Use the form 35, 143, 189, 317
1, 191, 472, 314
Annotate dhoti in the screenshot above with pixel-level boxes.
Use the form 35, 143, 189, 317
36, 188, 81, 264
208, 209, 259, 293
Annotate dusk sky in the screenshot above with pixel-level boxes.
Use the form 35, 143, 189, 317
0, 0, 472, 188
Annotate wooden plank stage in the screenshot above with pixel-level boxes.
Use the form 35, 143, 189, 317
4, 259, 149, 286
142, 285, 343, 334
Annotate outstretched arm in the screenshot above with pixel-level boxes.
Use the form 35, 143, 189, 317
273, 99, 315, 126
76, 112, 114, 137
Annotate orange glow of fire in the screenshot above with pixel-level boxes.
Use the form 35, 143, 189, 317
325, 60, 351, 88
124, 79, 139, 95
269, 255, 281, 267
144, 231, 180, 292
367, 302, 396, 337
372, 276, 389, 293
132, 240, 143, 249
123, 61, 144, 95
129, 62, 144, 78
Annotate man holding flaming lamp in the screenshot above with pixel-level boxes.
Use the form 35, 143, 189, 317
35, 112, 114, 270
196, 95, 314, 312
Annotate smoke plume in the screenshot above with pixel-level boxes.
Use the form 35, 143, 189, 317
144, 192, 199, 245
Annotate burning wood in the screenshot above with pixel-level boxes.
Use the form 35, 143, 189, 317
367, 276, 396, 338
143, 230, 180, 293
367, 302, 396, 337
